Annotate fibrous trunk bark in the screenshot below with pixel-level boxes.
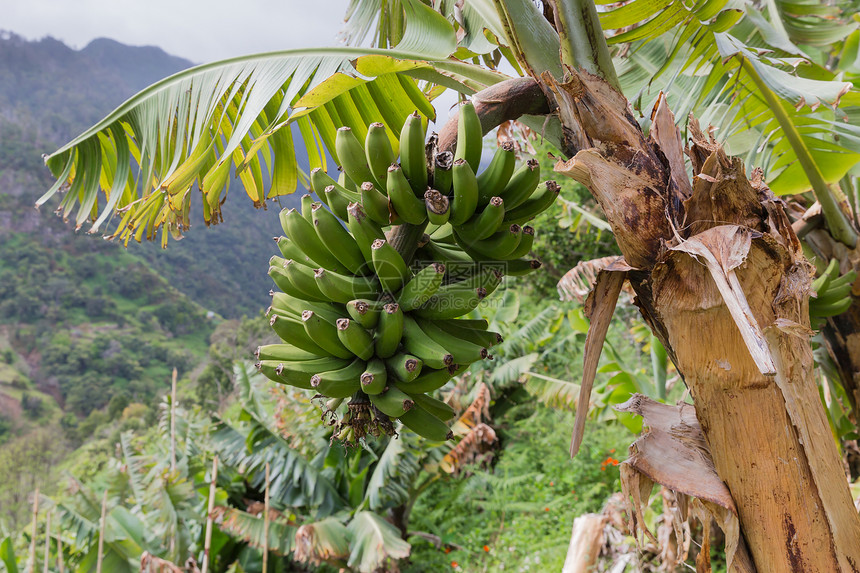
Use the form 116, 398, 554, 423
545, 68, 860, 571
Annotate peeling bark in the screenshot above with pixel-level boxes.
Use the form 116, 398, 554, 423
550, 73, 860, 571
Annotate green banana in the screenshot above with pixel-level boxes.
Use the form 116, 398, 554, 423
432, 318, 502, 348
812, 258, 840, 294
398, 404, 452, 441
311, 204, 367, 275
310, 359, 366, 399
450, 158, 479, 225
398, 262, 446, 311
360, 358, 388, 395
309, 168, 335, 206
415, 317, 488, 364
375, 303, 404, 359
413, 277, 489, 319
417, 241, 473, 266
255, 344, 324, 362
385, 353, 423, 382
503, 181, 560, 224
270, 292, 344, 324
324, 184, 355, 221
360, 181, 393, 226
269, 254, 288, 269
433, 151, 454, 195
347, 202, 385, 265
336, 127, 375, 188
257, 357, 350, 390
336, 318, 375, 360
387, 164, 427, 224
401, 315, 454, 368
315, 268, 380, 304
505, 258, 543, 276
500, 159, 541, 209
428, 223, 455, 244
466, 224, 522, 259
347, 298, 385, 329
282, 260, 329, 301
456, 197, 505, 243
425, 190, 451, 225
269, 265, 326, 302
816, 282, 854, 305
365, 122, 396, 191
813, 297, 854, 317
453, 101, 482, 173
282, 208, 345, 272
301, 310, 354, 359
398, 366, 456, 393
339, 171, 359, 192
370, 386, 414, 417
404, 391, 457, 422
301, 194, 315, 224
476, 141, 516, 203
268, 314, 330, 355
275, 236, 315, 267
371, 239, 412, 293
400, 111, 428, 195
506, 225, 535, 259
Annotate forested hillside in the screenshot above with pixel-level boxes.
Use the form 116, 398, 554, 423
0, 31, 304, 319
0, 32, 297, 529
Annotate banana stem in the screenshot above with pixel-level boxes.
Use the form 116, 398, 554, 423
546, 0, 621, 92
386, 222, 428, 265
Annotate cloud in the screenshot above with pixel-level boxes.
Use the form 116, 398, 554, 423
2, 0, 351, 62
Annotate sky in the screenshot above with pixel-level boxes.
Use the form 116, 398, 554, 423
0, 0, 352, 63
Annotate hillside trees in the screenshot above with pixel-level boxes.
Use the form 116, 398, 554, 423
38, 0, 860, 569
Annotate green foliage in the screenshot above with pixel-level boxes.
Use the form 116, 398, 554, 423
407, 405, 629, 572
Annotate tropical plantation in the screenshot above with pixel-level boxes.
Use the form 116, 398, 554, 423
1, 0, 860, 571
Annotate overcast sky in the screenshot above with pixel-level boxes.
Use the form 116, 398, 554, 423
1, 0, 352, 63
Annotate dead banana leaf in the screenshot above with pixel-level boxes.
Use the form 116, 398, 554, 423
570, 266, 626, 456
614, 395, 755, 573
439, 423, 498, 474
557, 255, 633, 304
450, 382, 491, 436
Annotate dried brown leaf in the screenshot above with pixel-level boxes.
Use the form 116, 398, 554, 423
570, 268, 626, 456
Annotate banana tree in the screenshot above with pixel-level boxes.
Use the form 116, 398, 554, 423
39, 0, 860, 569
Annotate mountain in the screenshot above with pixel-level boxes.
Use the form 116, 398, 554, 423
0, 33, 304, 526
0, 31, 305, 318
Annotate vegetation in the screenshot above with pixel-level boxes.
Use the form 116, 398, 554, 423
3, 0, 860, 571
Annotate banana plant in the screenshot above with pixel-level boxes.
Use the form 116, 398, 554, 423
40, 0, 860, 569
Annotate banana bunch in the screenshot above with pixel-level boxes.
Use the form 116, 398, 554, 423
809, 258, 857, 329
258, 103, 560, 444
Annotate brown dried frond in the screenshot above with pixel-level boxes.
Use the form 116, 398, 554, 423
440, 423, 498, 474
451, 383, 491, 436
140, 552, 194, 573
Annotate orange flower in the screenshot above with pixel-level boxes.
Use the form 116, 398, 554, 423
483, 545, 490, 552
609, 448, 616, 453
445, 547, 451, 554
451, 561, 459, 568
549, 481, 554, 486
544, 507, 550, 512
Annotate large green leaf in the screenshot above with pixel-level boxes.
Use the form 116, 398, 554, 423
363, 434, 421, 510
214, 506, 296, 556
346, 511, 411, 573
38, 5, 507, 245
0, 537, 17, 573
610, 0, 860, 244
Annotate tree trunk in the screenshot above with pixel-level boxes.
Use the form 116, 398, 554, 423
545, 69, 860, 571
